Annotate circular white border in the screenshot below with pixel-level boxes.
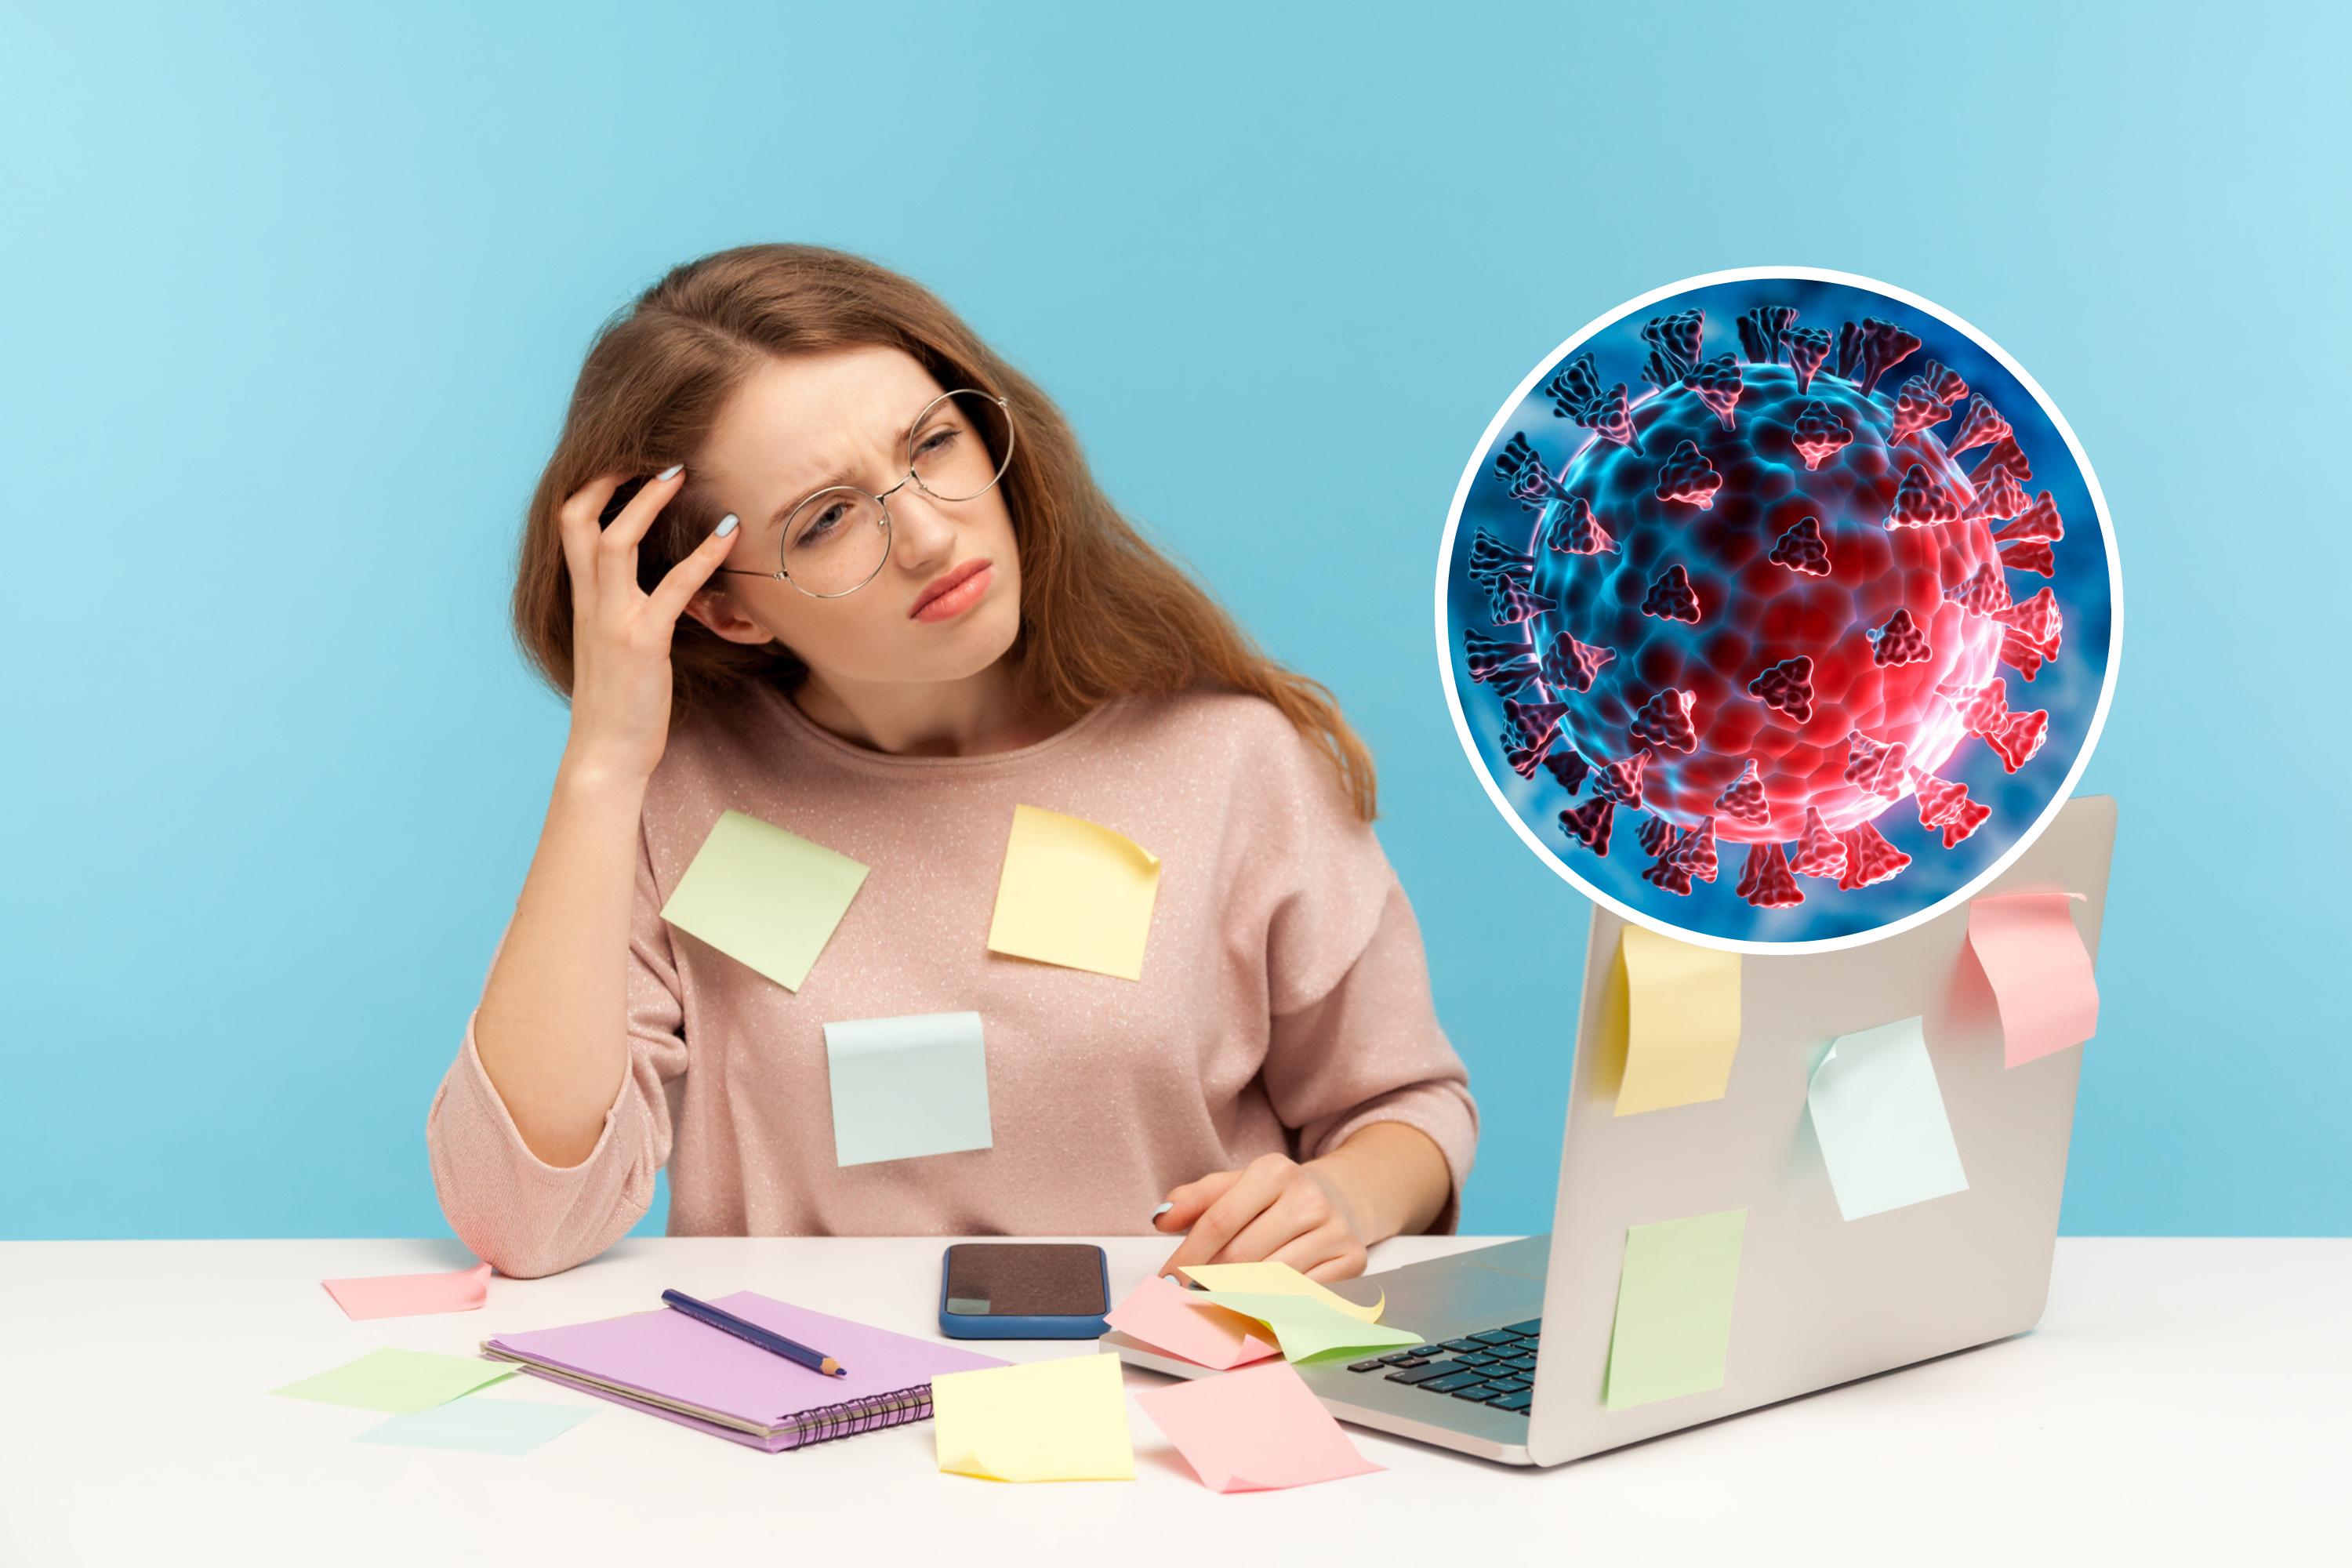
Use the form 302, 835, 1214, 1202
1432, 266, 2126, 956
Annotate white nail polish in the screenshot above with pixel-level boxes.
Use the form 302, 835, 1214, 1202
1150, 1201, 1173, 1225
715, 514, 738, 537
656, 462, 684, 480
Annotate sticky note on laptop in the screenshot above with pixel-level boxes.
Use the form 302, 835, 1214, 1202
1967, 891, 2100, 1067
1105, 1275, 1280, 1369
822, 1011, 993, 1167
1174, 1261, 1384, 1323
1616, 924, 1742, 1116
931, 1352, 1135, 1482
1808, 1016, 1969, 1221
659, 810, 869, 992
985, 804, 1160, 980
1602, 1208, 1746, 1411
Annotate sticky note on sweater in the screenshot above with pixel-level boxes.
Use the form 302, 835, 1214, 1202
660, 810, 869, 991
985, 804, 1160, 980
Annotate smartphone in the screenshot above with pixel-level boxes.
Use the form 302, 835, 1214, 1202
938, 1242, 1112, 1340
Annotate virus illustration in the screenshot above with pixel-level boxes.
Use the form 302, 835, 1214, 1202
1442, 272, 2118, 946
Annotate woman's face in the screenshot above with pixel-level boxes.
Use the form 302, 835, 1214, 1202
684, 345, 1022, 687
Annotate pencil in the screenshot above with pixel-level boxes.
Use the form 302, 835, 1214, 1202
660, 1288, 847, 1377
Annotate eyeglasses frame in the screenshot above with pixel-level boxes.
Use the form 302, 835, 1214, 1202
712, 387, 1017, 599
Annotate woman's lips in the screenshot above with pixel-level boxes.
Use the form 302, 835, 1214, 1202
912, 561, 993, 622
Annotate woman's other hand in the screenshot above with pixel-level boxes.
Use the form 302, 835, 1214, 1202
557, 466, 741, 781
1149, 1152, 1370, 1283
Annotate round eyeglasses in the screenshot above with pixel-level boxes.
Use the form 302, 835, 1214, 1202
716, 387, 1016, 598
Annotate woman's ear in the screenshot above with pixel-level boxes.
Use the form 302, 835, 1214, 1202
683, 586, 775, 647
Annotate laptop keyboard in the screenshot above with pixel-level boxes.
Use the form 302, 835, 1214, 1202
1345, 1318, 1540, 1414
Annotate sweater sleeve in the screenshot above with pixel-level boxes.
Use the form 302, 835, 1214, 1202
423, 826, 688, 1278
1241, 706, 1481, 1235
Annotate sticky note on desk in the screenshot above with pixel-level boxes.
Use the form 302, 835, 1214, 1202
1968, 891, 2100, 1067
1174, 1261, 1385, 1323
931, 1352, 1135, 1482
822, 1011, 993, 1167
659, 809, 869, 992
1808, 1016, 1969, 1221
1135, 1359, 1384, 1491
354, 1397, 594, 1454
270, 1348, 517, 1414
1186, 1290, 1423, 1363
985, 804, 1160, 980
321, 1260, 492, 1321
1616, 924, 1742, 1116
1104, 1275, 1280, 1369
1602, 1208, 1746, 1411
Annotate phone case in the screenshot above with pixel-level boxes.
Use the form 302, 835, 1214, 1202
938, 1243, 1112, 1339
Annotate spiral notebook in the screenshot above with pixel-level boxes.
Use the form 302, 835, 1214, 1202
480, 1290, 1010, 1452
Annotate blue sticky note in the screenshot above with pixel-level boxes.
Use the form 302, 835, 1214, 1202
822, 1011, 994, 1167
1807, 1015, 1969, 1221
354, 1396, 595, 1454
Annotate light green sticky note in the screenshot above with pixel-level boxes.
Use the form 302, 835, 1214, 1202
1602, 1209, 1747, 1411
354, 1397, 595, 1454
1808, 1015, 1970, 1221
659, 809, 869, 992
822, 1011, 994, 1166
1191, 1290, 1425, 1363
270, 1348, 518, 1414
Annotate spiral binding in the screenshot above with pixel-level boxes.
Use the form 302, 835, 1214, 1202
781, 1387, 936, 1450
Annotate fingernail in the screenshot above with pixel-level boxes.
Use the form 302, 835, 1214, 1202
657, 463, 684, 480
715, 514, 738, 537
1149, 1202, 1173, 1225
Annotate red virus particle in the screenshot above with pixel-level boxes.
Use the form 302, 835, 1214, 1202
1462, 296, 2074, 909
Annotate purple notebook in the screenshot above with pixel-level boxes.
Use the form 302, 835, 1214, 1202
481, 1290, 1009, 1452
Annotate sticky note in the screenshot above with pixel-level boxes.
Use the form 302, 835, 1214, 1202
1187, 1290, 1423, 1363
1174, 1261, 1385, 1323
659, 809, 869, 992
1134, 1359, 1385, 1492
1808, 1016, 1969, 1221
931, 1352, 1135, 1482
354, 1397, 594, 1454
321, 1260, 493, 1321
270, 1348, 517, 1414
985, 804, 1160, 981
1602, 1209, 1746, 1411
1103, 1275, 1280, 1370
1968, 891, 2100, 1067
1616, 924, 1742, 1116
821, 1011, 993, 1166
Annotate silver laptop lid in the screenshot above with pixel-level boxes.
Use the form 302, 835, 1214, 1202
1526, 793, 2118, 1465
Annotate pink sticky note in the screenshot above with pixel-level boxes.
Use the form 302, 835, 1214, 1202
321, 1261, 495, 1321
1134, 1359, 1385, 1492
1968, 891, 2100, 1068
1104, 1275, 1280, 1370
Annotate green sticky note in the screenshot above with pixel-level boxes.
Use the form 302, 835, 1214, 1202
659, 810, 869, 992
1191, 1290, 1425, 1363
822, 1011, 993, 1166
1602, 1209, 1747, 1411
354, 1397, 595, 1454
270, 1348, 518, 1414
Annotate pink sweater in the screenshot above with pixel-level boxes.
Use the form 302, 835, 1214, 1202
426, 683, 1479, 1278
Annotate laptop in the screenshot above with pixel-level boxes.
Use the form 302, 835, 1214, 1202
1105, 793, 2117, 1465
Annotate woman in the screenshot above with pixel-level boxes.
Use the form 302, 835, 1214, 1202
426, 243, 1478, 1283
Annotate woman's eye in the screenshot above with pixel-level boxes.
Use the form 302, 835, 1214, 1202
916, 427, 960, 456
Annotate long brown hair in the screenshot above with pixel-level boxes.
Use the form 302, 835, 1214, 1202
511, 243, 1378, 820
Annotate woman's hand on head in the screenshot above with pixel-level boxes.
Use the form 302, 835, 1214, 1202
1150, 1152, 1370, 1284
555, 467, 741, 781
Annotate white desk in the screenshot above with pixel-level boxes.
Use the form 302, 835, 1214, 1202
0, 1236, 2338, 1564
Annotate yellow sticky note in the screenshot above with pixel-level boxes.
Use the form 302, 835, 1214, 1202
659, 810, 869, 992
1188, 1291, 1424, 1363
931, 1353, 1135, 1483
985, 804, 1160, 981
1616, 924, 1741, 1116
1174, 1261, 1385, 1323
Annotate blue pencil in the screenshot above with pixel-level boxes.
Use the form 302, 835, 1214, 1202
660, 1288, 847, 1377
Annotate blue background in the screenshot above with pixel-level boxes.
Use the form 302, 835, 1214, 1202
5, 2, 2343, 1240
1443, 274, 2116, 945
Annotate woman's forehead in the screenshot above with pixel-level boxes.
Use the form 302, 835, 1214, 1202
708, 347, 943, 500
